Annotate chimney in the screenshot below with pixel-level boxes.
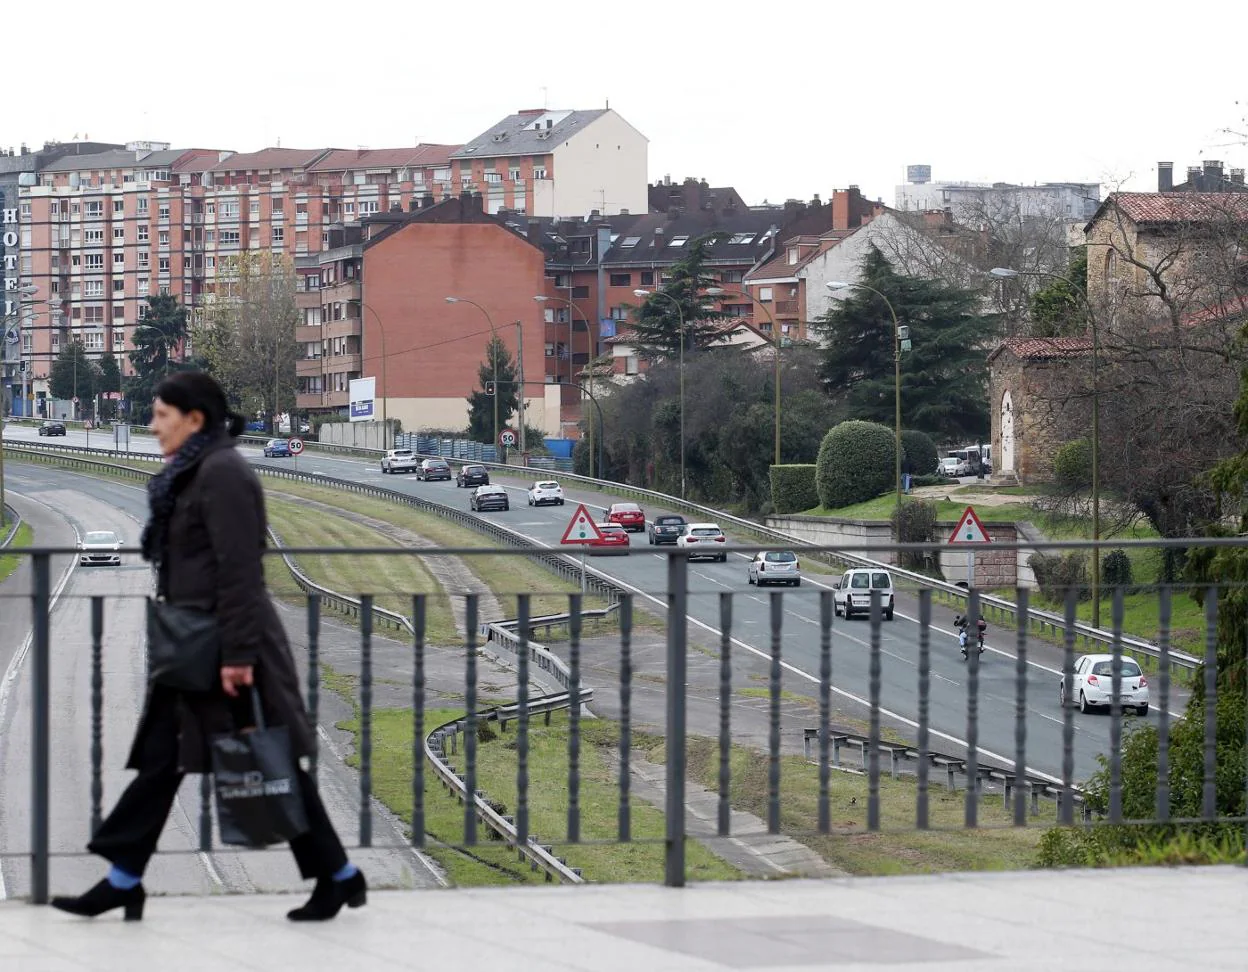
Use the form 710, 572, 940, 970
527, 219, 542, 242
1204, 160, 1224, 187
654, 226, 664, 247
422, 192, 435, 209
1232, 168, 1245, 186
1157, 162, 1173, 192
1187, 166, 1202, 189
20, 143, 28, 155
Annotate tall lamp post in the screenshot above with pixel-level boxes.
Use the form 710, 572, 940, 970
534, 294, 595, 472
705, 287, 782, 465
826, 280, 906, 537
990, 265, 1102, 627
357, 301, 390, 449
633, 288, 689, 499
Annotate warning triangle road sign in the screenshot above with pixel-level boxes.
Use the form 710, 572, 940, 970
560, 503, 606, 544
948, 505, 991, 545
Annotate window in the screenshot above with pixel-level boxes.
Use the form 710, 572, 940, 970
609, 273, 631, 287
113, 305, 125, 322
206, 230, 214, 243
206, 256, 216, 269
113, 252, 125, 267
159, 203, 170, 220
625, 355, 639, 376
85, 254, 104, 271
138, 251, 150, 269
271, 197, 283, 213
250, 199, 260, 215
137, 225, 149, 243
641, 271, 654, 286
220, 230, 240, 245
159, 257, 170, 272
83, 331, 104, 351
509, 167, 522, 181
572, 286, 590, 299
619, 236, 641, 248
21, 202, 31, 218
137, 198, 149, 215
113, 227, 125, 241
609, 306, 628, 321
788, 246, 799, 264
72, 255, 82, 267
159, 231, 170, 246
758, 287, 773, 302
85, 227, 104, 243
138, 279, 149, 295
668, 235, 689, 248
112, 329, 126, 350
344, 202, 355, 216
85, 201, 103, 217
184, 256, 192, 270
484, 172, 501, 184
84, 305, 105, 325
113, 280, 125, 293
220, 200, 239, 218
113, 199, 124, 214
84, 280, 104, 297
21, 255, 32, 274
727, 233, 755, 245
359, 200, 379, 215
532, 166, 548, 179
272, 227, 284, 244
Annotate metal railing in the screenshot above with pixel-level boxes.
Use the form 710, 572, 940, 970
1, 507, 20, 548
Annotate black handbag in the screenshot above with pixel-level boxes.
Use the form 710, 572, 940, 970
146, 598, 221, 693
211, 688, 310, 848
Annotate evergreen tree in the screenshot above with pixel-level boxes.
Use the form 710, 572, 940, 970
49, 341, 100, 405
813, 244, 998, 443
466, 336, 519, 443
96, 352, 123, 421
626, 231, 730, 361
1028, 248, 1088, 338
126, 295, 191, 423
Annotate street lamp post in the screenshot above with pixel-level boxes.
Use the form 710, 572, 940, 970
827, 281, 905, 538
534, 294, 595, 471
705, 287, 782, 465
991, 265, 1102, 626
633, 288, 689, 499
447, 298, 525, 457
358, 301, 389, 450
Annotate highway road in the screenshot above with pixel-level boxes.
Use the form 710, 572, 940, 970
3, 424, 1186, 783
0, 464, 442, 900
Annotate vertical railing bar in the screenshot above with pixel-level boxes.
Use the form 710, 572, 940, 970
618, 594, 632, 842
30, 553, 52, 903
664, 552, 688, 888
199, 774, 213, 854
359, 594, 374, 847
306, 595, 321, 783
916, 590, 931, 831
1202, 587, 1218, 823
717, 592, 732, 838
767, 591, 783, 835
1013, 587, 1029, 827
516, 595, 531, 849
463, 594, 479, 846
965, 588, 980, 830
412, 594, 426, 848
567, 593, 582, 843
1108, 587, 1125, 825
867, 589, 882, 832
89, 596, 105, 837
1060, 589, 1077, 826
818, 590, 833, 835
1156, 586, 1171, 824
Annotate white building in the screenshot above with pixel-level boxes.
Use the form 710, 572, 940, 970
895, 165, 1100, 226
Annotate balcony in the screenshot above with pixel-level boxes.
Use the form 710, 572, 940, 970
775, 300, 799, 316
295, 323, 324, 344
296, 357, 325, 379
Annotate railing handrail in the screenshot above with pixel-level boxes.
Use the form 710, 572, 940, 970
2, 506, 22, 549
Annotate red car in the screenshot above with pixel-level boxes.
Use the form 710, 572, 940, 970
587, 523, 630, 556
607, 502, 646, 532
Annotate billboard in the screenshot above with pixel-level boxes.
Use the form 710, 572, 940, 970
349, 377, 376, 422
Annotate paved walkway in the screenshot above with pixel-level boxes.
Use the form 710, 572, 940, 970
1, 867, 1242, 971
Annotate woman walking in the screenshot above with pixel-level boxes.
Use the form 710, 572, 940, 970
52, 371, 365, 922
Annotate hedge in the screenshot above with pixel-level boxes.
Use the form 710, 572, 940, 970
769, 464, 819, 515
815, 420, 896, 510
900, 429, 939, 477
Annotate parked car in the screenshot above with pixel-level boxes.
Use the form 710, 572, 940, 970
527, 480, 565, 506
676, 523, 727, 561
457, 464, 490, 487
833, 568, 895, 620
470, 484, 510, 512
417, 458, 452, 481
939, 456, 969, 478
747, 550, 801, 587
607, 502, 646, 532
647, 514, 687, 545
79, 530, 122, 567
38, 420, 66, 437
381, 448, 419, 474
263, 438, 292, 458
586, 523, 630, 556
1060, 654, 1149, 715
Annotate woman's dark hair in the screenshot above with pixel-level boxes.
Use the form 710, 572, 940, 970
153, 371, 245, 438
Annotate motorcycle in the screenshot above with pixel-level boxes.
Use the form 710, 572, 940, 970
955, 614, 987, 659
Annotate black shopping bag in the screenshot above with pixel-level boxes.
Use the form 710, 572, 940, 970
210, 688, 309, 848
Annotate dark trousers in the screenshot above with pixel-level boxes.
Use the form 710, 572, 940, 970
88, 691, 348, 881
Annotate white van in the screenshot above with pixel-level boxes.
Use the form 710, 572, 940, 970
833, 568, 895, 620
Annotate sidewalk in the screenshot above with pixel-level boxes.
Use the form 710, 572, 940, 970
2, 867, 1242, 971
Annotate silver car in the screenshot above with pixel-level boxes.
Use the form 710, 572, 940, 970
79, 530, 122, 566
747, 550, 801, 587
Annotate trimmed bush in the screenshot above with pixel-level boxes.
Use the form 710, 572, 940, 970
815, 420, 897, 510
769, 464, 819, 515
1028, 551, 1089, 601
891, 499, 939, 570
1053, 438, 1092, 492
900, 429, 939, 477
910, 473, 959, 488
1101, 549, 1133, 589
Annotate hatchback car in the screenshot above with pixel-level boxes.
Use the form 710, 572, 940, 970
1060, 654, 1149, 715
457, 464, 490, 487
38, 420, 67, 437
263, 438, 292, 458
79, 530, 122, 566
748, 550, 802, 587
527, 480, 565, 506
470, 484, 510, 512
834, 568, 895, 620
648, 514, 687, 545
607, 502, 646, 532
587, 523, 630, 555
676, 523, 727, 561
417, 458, 452, 481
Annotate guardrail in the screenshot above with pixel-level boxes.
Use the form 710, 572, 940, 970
2, 505, 22, 548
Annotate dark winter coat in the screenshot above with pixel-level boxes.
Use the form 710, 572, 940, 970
126, 437, 315, 773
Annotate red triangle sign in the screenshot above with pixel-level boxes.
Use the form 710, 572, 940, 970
560, 503, 606, 544
948, 505, 991, 544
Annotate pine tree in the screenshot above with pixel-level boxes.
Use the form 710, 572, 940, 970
466, 336, 519, 443
626, 232, 730, 361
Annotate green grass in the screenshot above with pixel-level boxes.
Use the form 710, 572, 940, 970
0, 521, 34, 584
805, 494, 1038, 523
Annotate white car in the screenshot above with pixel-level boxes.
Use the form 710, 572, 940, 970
528, 481, 565, 506
833, 568, 895, 620
676, 523, 727, 562
381, 448, 419, 474
939, 456, 969, 477
80, 530, 122, 566
1060, 653, 1150, 715
747, 551, 802, 587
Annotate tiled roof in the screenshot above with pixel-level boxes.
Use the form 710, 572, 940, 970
173, 150, 233, 173
601, 211, 781, 267
208, 148, 333, 172
310, 145, 461, 172
746, 234, 846, 282
41, 149, 149, 172
991, 337, 1092, 362
1098, 192, 1248, 225
451, 109, 609, 159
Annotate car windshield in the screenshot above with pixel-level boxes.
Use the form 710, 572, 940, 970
84, 532, 118, 544
690, 528, 721, 537
765, 552, 797, 562
481, 486, 503, 494
536, 482, 560, 489
427, 460, 448, 468
601, 525, 624, 533
392, 450, 413, 458
1091, 660, 1142, 677
614, 504, 641, 512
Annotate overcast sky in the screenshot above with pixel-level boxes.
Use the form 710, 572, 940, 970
8, 0, 1245, 206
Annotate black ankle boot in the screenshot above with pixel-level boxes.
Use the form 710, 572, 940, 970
51, 878, 145, 921
287, 870, 367, 922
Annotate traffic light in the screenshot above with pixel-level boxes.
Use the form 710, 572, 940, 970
484, 381, 496, 396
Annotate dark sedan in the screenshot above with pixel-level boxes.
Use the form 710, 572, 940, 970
648, 514, 688, 545
470, 485, 510, 512
457, 464, 490, 488
38, 421, 67, 436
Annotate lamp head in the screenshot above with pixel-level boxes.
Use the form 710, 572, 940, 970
989, 268, 1019, 279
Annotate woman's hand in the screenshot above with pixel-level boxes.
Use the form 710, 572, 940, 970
221, 665, 254, 697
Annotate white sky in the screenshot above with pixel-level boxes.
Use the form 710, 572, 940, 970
8, 0, 1246, 206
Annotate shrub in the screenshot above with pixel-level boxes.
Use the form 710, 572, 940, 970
1053, 438, 1092, 492
900, 429, 939, 477
1101, 549, 1134, 588
769, 464, 819, 514
891, 499, 939, 570
1028, 551, 1089, 601
815, 420, 896, 510
910, 474, 958, 488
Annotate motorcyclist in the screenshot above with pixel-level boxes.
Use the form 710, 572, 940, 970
954, 614, 986, 657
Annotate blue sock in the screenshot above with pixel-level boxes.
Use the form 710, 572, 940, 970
107, 865, 141, 890
332, 862, 359, 882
